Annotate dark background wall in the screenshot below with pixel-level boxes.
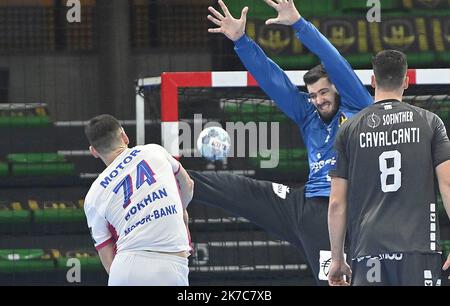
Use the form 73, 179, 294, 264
1, 0, 449, 120
0, 0, 214, 120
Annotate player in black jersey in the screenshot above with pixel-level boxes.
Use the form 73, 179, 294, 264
327, 50, 450, 286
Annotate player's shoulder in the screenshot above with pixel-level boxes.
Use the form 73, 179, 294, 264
146, 143, 164, 150
85, 171, 110, 210
403, 102, 430, 115
84, 185, 100, 212
139, 143, 165, 153
83, 199, 93, 214
403, 103, 443, 127
139, 144, 174, 160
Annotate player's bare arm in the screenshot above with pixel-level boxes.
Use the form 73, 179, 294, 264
328, 177, 352, 286
263, 0, 301, 26
436, 160, 450, 277
176, 165, 195, 208
183, 209, 189, 227
98, 242, 115, 274
207, 0, 248, 41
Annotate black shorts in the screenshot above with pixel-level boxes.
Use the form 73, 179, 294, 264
351, 253, 443, 286
188, 170, 332, 285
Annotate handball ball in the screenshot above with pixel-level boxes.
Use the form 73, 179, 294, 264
197, 126, 231, 161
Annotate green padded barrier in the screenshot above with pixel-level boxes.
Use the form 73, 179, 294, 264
272, 55, 319, 71
436, 111, 449, 121
402, 53, 437, 68
0, 249, 54, 272
379, 10, 450, 17
224, 114, 287, 123
0, 259, 55, 273
7, 153, 66, 164
250, 148, 308, 160
402, 0, 450, 10
249, 148, 308, 158
434, 100, 450, 106
0, 163, 8, 176
0, 116, 51, 127
223, 101, 288, 123
250, 148, 309, 172
241, 12, 448, 70
339, 1, 450, 13
34, 208, 85, 223
226, 0, 335, 19
343, 54, 374, 69
277, 53, 440, 70
276, 148, 308, 160
11, 163, 75, 176
442, 240, 450, 257
0, 249, 44, 260
276, 54, 373, 71
0, 210, 31, 224
0, 250, 103, 272
438, 52, 450, 65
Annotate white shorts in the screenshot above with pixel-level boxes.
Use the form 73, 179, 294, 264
108, 250, 189, 286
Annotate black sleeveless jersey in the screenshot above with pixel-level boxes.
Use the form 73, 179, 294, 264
330, 99, 450, 258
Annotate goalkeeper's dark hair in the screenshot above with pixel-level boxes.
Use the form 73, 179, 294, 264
303, 64, 329, 85
85, 114, 122, 155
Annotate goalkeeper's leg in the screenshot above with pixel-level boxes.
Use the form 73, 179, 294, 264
188, 170, 330, 285
188, 170, 301, 244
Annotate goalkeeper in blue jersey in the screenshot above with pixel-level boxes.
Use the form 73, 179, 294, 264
188, 0, 373, 285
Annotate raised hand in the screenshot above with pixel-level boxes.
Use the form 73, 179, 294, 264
207, 0, 248, 42
263, 0, 301, 26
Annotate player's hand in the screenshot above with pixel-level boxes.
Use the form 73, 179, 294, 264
443, 253, 450, 279
328, 260, 352, 286
263, 0, 301, 26
207, 0, 248, 42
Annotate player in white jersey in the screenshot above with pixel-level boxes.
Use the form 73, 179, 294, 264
84, 114, 194, 286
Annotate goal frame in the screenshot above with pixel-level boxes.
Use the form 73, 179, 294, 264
136, 69, 450, 156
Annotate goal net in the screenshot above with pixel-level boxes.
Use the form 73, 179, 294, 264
136, 69, 450, 285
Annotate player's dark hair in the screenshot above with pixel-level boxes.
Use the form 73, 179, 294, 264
372, 50, 408, 91
85, 114, 122, 154
304, 64, 328, 85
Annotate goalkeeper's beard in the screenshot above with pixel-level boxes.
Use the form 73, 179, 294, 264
317, 93, 340, 123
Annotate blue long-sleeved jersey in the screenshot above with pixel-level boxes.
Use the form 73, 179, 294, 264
234, 18, 373, 198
